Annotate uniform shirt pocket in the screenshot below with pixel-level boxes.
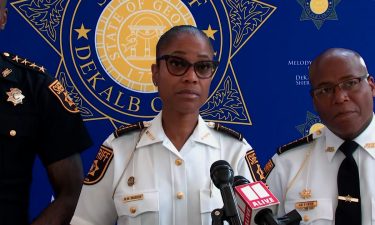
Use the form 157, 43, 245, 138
0, 114, 36, 138
0, 115, 37, 177
285, 199, 333, 224
114, 190, 159, 225
200, 188, 223, 213
200, 189, 224, 225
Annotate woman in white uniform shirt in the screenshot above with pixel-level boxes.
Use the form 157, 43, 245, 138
71, 25, 262, 225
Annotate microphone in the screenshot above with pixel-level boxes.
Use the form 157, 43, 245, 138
233, 176, 279, 225
210, 160, 242, 225
233, 176, 301, 225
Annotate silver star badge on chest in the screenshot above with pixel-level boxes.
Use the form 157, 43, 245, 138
6, 88, 25, 106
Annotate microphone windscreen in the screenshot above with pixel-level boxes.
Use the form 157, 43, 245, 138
210, 160, 234, 188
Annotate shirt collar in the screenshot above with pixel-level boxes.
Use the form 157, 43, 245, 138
324, 127, 345, 162
353, 114, 375, 159
136, 112, 220, 149
136, 112, 164, 148
190, 116, 220, 149
324, 114, 375, 161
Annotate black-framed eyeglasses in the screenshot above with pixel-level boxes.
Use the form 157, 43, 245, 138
310, 74, 370, 99
157, 55, 219, 79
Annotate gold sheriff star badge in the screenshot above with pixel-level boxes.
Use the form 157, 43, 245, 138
300, 188, 312, 199
6, 88, 25, 106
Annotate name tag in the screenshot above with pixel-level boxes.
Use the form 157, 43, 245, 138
295, 200, 318, 210
124, 194, 144, 202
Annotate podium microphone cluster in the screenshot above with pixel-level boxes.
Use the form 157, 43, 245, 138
210, 160, 302, 225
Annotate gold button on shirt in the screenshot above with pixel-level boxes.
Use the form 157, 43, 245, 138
176, 192, 184, 199
9, 130, 16, 137
175, 159, 183, 166
130, 207, 136, 214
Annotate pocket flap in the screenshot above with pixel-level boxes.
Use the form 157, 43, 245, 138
285, 198, 333, 223
114, 190, 159, 217
0, 115, 36, 137
200, 188, 223, 213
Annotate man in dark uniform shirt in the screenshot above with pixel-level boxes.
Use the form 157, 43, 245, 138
0, 1, 92, 224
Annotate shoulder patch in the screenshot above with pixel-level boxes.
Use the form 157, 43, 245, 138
207, 122, 243, 141
263, 159, 275, 180
2, 52, 48, 74
277, 133, 314, 155
84, 145, 114, 185
245, 149, 266, 183
48, 79, 80, 113
114, 121, 150, 138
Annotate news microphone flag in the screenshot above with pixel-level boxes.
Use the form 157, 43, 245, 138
234, 181, 279, 225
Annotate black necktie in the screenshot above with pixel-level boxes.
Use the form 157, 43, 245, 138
335, 140, 361, 225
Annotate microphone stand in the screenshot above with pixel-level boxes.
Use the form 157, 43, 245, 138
210, 161, 242, 225
211, 208, 225, 225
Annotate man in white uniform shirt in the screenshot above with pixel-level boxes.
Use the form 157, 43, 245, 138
71, 25, 264, 225
265, 48, 375, 225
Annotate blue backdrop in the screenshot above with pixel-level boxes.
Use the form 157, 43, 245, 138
1, 0, 375, 221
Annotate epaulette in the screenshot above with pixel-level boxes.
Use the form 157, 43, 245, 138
277, 133, 314, 155
114, 121, 151, 138
207, 122, 243, 141
2, 52, 47, 74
